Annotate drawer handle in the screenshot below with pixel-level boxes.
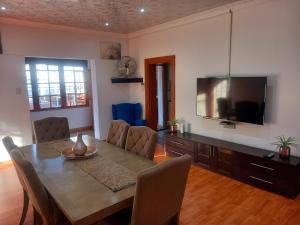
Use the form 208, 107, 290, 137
169, 150, 183, 156
250, 176, 273, 185
169, 140, 184, 146
250, 163, 275, 171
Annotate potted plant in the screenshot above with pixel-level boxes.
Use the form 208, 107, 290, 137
272, 135, 297, 159
168, 119, 178, 133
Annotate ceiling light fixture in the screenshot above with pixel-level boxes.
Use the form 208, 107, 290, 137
105, 22, 110, 27
140, 8, 145, 13
1, 6, 6, 11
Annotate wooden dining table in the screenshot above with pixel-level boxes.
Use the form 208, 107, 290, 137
19, 135, 156, 225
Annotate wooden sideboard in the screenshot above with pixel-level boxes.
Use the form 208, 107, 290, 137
165, 132, 300, 198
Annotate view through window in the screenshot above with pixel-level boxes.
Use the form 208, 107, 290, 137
25, 58, 88, 111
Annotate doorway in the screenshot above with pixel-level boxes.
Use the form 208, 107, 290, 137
144, 55, 175, 131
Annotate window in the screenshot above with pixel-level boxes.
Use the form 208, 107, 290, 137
25, 58, 88, 111
64, 66, 87, 106
25, 64, 34, 110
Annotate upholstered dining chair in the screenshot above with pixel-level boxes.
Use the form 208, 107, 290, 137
2, 136, 28, 225
124, 126, 157, 160
33, 117, 70, 143
9, 148, 72, 225
101, 154, 192, 225
107, 120, 130, 148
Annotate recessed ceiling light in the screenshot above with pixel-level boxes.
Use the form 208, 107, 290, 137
140, 8, 145, 13
105, 22, 110, 27
1, 6, 6, 11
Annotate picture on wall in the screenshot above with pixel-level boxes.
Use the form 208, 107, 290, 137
100, 42, 121, 60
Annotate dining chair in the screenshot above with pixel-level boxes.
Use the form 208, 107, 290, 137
107, 120, 130, 148
33, 117, 70, 143
2, 136, 29, 225
124, 126, 157, 160
101, 154, 192, 225
9, 148, 72, 225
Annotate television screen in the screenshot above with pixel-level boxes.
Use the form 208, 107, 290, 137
196, 77, 267, 125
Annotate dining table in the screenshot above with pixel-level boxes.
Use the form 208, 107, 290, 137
19, 135, 156, 225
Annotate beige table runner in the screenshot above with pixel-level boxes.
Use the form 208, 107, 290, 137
74, 156, 136, 192
43, 140, 137, 192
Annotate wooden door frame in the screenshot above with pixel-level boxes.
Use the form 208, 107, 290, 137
144, 55, 175, 129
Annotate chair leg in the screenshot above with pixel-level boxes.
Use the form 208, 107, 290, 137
19, 189, 29, 225
172, 213, 180, 225
33, 207, 43, 225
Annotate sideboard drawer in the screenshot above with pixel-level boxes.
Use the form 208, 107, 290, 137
166, 144, 194, 158
234, 167, 275, 192
166, 135, 195, 151
234, 152, 276, 175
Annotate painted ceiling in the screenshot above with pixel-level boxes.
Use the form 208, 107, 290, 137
0, 0, 241, 33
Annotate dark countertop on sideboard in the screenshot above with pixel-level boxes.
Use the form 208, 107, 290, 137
166, 132, 300, 166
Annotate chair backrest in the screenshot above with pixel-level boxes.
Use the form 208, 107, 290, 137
33, 117, 70, 143
9, 148, 55, 225
2, 136, 27, 189
107, 120, 130, 148
2, 136, 17, 152
131, 155, 192, 225
125, 126, 157, 160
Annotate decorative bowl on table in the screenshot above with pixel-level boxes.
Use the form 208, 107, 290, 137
61, 146, 97, 160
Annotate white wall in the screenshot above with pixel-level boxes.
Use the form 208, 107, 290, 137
0, 21, 130, 159
128, 0, 300, 155
0, 55, 32, 161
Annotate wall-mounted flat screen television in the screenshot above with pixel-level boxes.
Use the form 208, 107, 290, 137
196, 77, 267, 125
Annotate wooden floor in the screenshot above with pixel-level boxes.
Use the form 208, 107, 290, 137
1, 145, 300, 225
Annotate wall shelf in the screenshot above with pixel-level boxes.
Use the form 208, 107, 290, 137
111, 77, 143, 83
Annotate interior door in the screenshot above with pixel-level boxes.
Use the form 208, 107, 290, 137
146, 64, 158, 130
144, 55, 175, 130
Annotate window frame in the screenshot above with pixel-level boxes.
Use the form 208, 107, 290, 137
25, 57, 89, 112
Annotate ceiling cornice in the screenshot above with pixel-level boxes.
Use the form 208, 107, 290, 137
128, 0, 275, 39
0, 0, 275, 40
0, 17, 128, 40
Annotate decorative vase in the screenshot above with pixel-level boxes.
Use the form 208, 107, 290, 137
178, 123, 185, 133
72, 133, 87, 156
279, 146, 290, 159
170, 124, 177, 133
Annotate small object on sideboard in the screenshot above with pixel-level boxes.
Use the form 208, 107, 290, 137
178, 123, 185, 133
271, 135, 297, 160
263, 152, 275, 159
168, 118, 178, 133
